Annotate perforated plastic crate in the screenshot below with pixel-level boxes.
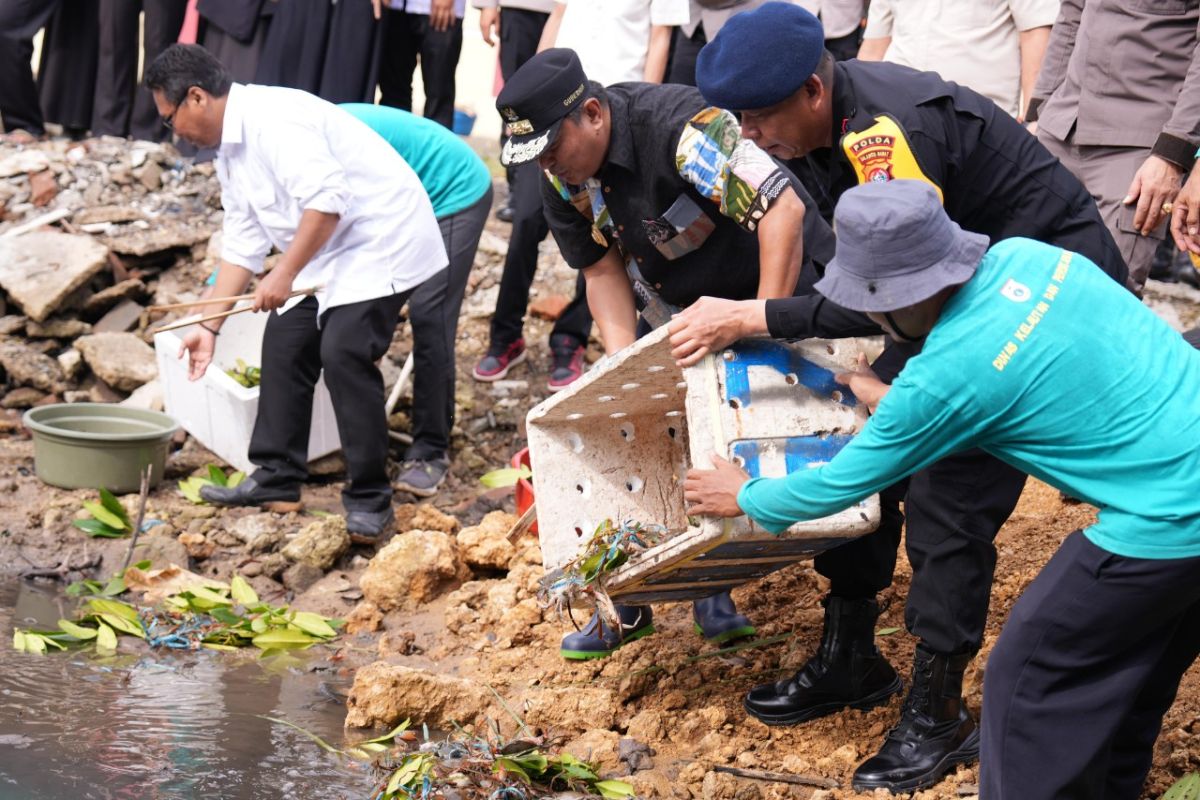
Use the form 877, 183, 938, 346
526, 325, 879, 604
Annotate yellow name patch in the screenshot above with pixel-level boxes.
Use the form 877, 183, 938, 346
841, 115, 943, 202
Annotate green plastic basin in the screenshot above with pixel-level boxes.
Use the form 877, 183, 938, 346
23, 403, 179, 493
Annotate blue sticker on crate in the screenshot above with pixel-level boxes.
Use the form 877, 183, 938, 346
723, 340, 856, 408
731, 434, 855, 478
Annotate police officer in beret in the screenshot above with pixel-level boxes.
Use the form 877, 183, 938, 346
666, 2, 1133, 793
496, 47, 838, 661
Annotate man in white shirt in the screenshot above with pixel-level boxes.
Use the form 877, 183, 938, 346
145, 44, 449, 540
377, 0, 466, 129
857, 0, 1056, 120
537, 0, 690, 86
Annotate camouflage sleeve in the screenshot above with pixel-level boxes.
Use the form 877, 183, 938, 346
675, 107, 793, 232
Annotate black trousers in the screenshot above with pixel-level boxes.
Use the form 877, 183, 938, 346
255, 0, 330, 94
92, 0, 187, 141
379, 8, 462, 130
982, 531, 1200, 800
489, 158, 593, 350
406, 187, 493, 461
317, 0, 382, 104
0, 0, 60, 135
498, 6, 547, 187
249, 291, 412, 513
666, 24, 705, 86
37, 0, 98, 132
814, 340, 1028, 655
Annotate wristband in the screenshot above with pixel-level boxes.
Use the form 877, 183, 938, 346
199, 322, 221, 336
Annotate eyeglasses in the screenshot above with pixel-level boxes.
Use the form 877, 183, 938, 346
161, 105, 179, 131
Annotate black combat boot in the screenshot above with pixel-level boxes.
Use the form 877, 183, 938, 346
851, 645, 979, 793
743, 595, 902, 725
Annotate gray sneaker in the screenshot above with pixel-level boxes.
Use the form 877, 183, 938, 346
394, 457, 450, 497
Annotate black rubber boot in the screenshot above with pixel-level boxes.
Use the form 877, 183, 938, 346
743, 596, 902, 725
851, 645, 979, 794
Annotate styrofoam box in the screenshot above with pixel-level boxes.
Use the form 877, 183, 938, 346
526, 325, 881, 604
153, 306, 340, 474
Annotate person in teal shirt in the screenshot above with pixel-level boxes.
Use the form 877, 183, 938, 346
685, 180, 1200, 800
340, 102, 494, 498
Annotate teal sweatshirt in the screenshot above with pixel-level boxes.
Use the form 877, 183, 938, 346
738, 237, 1200, 560
340, 103, 492, 219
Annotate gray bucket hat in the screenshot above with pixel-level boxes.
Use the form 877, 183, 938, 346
814, 180, 989, 313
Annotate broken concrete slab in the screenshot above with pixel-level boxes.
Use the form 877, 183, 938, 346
29, 170, 58, 207
0, 231, 110, 321
0, 150, 50, 178
73, 205, 144, 226
82, 278, 145, 316
0, 336, 67, 393
75, 332, 158, 391
102, 218, 210, 257
25, 318, 92, 339
93, 299, 144, 333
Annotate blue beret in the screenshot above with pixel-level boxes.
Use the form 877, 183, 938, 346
696, 2, 825, 111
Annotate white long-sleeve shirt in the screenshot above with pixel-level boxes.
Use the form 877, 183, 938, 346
216, 83, 447, 316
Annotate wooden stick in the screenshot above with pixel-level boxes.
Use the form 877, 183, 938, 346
122, 465, 153, 572
148, 286, 321, 314
153, 305, 255, 334
506, 502, 537, 542
711, 766, 840, 790
0, 207, 71, 239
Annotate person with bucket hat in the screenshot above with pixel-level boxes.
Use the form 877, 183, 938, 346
496, 46, 840, 660
663, 2, 1138, 793
684, 178, 1200, 800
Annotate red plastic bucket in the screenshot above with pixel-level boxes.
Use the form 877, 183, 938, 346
512, 447, 537, 535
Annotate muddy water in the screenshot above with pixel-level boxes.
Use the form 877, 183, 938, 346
0, 579, 376, 800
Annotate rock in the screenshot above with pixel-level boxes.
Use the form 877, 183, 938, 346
103, 218, 210, 257
525, 687, 617, 733
282, 562, 323, 593
0, 316, 25, 336
0, 232, 110, 322
281, 515, 350, 571
359, 530, 468, 611
0, 149, 50, 178
178, 531, 215, 560
29, 170, 58, 207
261, 552, 289, 579
456, 510, 517, 571
344, 662, 491, 730
56, 349, 82, 380
62, 390, 89, 403
344, 601, 384, 635
626, 710, 666, 743
493, 598, 542, 645
85, 377, 125, 403
394, 502, 459, 534
119, 379, 163, 412
565, 729, 622, 773
0, 336, 66, 392
93, 300, 144, 333
618, 738, 656, 772
74, 205, 143, 226
1, 387, 46, 408
25, 318, 91, 339
135, 160, 163, 191
82, 278, 146, 316
529, 293, 571, 321
75, 332, 157, 391
230, 513, 285, 553
131, 532, 190, 569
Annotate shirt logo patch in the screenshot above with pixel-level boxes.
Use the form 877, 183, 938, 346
841, 115, 944, 202
1000, 279, 1032, 303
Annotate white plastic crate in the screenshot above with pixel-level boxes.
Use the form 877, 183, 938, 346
526, 325, 880, 604
153, 306, 341, 474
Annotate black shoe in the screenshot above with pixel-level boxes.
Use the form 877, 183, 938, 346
347, 507, 396, 544
851, 646, 979, 794
198, 476, 300, 507
495, 203, 514, 223
743, 595, 902, 726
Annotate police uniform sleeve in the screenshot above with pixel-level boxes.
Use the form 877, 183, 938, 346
540, 172, 612, 269
1155, 15, 1200, 169
1026, 0, 1080, 122
675, 107, 794, 232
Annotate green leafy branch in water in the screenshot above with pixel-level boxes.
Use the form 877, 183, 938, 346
541, 520, 667, 627
178, 464, 246, 505
65, 559, 152, 598
12, 575, 343, 657
71, 488, 133, 538
225, 358, 261, 388
1162, 773, 1200, 800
